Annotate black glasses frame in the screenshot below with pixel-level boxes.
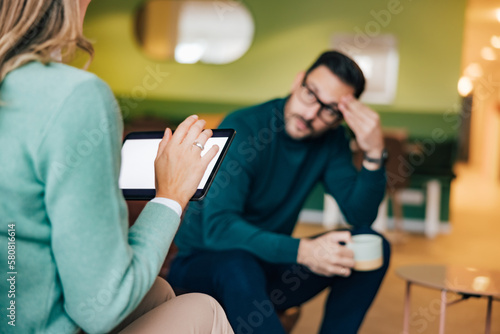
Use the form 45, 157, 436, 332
299, 79, 344, 124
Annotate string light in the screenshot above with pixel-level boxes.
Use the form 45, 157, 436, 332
464, 63, 483, 78
481, 46, 497, 61
491, 35, 500, 49
458, 76, 473, 97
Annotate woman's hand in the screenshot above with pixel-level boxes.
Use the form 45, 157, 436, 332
154, 115, 219, 209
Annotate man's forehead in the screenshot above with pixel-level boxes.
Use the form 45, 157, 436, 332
306, 66, 355, 102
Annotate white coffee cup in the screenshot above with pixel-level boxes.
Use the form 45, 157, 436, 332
346, 234, 383, 271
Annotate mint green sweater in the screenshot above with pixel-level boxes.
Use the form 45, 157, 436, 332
0, 62, 180, 334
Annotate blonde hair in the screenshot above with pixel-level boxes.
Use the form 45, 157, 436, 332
0, 0, 94, 83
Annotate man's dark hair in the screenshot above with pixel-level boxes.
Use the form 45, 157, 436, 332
305, 51, 366, 98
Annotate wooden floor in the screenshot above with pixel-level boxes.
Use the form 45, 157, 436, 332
291, 164, 500, 334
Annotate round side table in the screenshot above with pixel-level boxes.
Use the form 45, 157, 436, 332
396, 264, 500, 334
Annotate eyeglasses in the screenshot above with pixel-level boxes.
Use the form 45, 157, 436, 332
297, 80, 343, 124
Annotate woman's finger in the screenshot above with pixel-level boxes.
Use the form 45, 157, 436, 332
157, 128, 172, 157
201, 145, 219, 166
170, 115, 199, 144
192, 129, 213, 150
183, 119, 206, 146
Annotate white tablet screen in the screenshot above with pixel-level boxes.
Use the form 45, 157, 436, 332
119, 136, 228, 190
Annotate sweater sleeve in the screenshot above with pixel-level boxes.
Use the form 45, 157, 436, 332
184, 117, 300, 264
322, 127, 387, 228
36, 77, 180, 333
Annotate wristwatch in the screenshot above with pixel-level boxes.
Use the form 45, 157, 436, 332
363, 148, 388, 166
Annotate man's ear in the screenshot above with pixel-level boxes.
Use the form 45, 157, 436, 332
291, 71, 306, 92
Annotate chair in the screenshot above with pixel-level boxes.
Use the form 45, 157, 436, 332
383, 130, 410, 236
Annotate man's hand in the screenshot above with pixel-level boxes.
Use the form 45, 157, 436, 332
297, 231, 355, 277
338, 95, 385, 170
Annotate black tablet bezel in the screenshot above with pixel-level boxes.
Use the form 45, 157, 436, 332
120, 129, 235, 201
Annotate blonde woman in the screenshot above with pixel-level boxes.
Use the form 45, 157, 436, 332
0, 1, 234, 333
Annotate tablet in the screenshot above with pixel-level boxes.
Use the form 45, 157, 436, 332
119, 129, 235, 201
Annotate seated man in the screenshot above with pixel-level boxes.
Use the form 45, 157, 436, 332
168, 51, 391, 334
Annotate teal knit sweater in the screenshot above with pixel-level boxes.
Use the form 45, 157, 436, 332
175, 98, 386, 263
0, 62, 180, 334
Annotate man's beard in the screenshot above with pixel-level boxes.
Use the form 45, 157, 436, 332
290, 113, 314, 131
285, 112, 320, 139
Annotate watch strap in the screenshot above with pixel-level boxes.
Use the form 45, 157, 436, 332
363, 148, 388, 165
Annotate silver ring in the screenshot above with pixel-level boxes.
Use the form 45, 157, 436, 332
340, 267, 347, 275
193, 141, 204, 150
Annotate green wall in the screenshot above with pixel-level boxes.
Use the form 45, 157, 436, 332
84, 0, 467, 118
82, 0, 466, 220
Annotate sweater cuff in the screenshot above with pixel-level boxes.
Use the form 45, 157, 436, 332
359, 165, 386, 187
135, 202, 181, 241
275, 236, 301, 263
151, 197, 182, 217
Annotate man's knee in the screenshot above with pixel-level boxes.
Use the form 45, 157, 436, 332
211, 250, 266, 291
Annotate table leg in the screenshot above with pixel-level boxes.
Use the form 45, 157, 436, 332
485, 296, 492, 334
403, 282, 411, 334
439, 289, 447, 334
425, 179, 441, 239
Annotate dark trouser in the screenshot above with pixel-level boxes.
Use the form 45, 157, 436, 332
167, 228, 390, 334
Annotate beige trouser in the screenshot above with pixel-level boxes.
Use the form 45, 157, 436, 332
109, 277, 234, 334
